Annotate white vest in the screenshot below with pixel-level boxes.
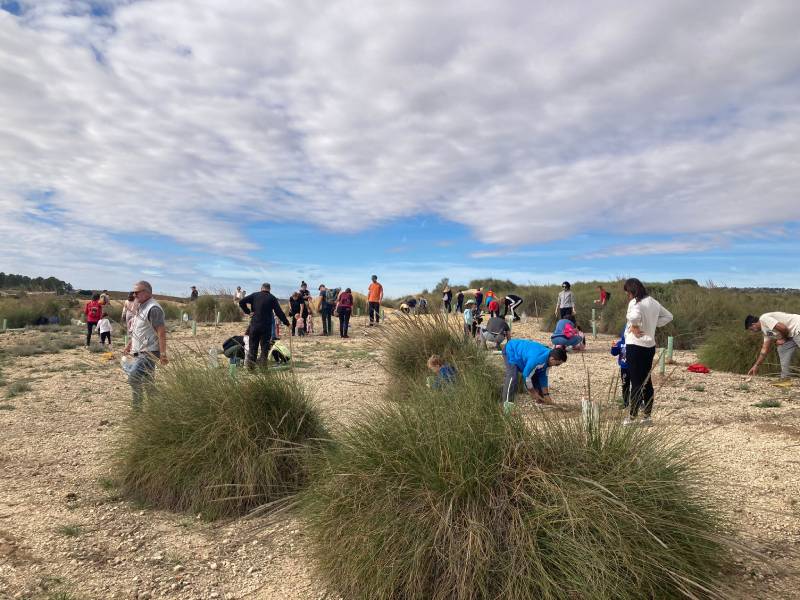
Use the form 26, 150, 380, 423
131, 298, 162, 354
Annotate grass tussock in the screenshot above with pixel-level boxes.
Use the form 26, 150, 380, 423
0, 295, 79, 328
300, 384, 730, 600
116, 361, 327, 519
752, 399, 781, 408
374, 312, 490, 382
6, 380, 31, 398
698, 328, 797, 375
191, 295, 242, 323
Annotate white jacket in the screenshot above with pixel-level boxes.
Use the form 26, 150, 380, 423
625, 296, 673, 348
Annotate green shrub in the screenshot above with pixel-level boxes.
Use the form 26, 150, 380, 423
698, 328, 792, 375
217, 300, 242, 322
161, 301, 185, 321
116, 363, 327, 519
6, 380, 31, 398
192, 295, 218, 322
752, 399, 781, 408
300, 390, 730, 600
0, 295, 78, 328
375, 313, 488, 383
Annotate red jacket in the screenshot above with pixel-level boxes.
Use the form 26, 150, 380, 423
85, 300, 102, 323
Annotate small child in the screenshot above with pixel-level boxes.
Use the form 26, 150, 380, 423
463, 304, 474, 337
610, 327, 629, 408
97, 312, 112, 347
427, 354, 457, 388
306, 312, 315, 335
294, 313, 306, 337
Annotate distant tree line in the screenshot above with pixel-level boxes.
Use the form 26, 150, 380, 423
0, 272, 73, 293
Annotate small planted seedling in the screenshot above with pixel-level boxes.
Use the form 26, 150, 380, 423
56, 524, 83, 537
677, 396, 691, 402
688, 384, 706, 393
737, 383, 751, 392
0, 403, 15, 410
752, 399, 781, 409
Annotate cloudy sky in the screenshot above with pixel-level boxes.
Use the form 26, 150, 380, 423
1, 0, 799, 297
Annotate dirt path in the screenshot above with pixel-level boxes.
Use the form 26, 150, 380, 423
1, 316, 798, 599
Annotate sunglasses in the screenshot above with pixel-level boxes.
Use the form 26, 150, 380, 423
132, 290, 146, 295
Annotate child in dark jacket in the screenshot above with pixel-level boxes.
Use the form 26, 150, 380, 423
610, 327, 630, 408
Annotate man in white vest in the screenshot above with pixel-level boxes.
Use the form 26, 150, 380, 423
124, 280, 168, 408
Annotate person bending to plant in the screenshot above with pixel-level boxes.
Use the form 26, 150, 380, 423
502, 340, 567, 406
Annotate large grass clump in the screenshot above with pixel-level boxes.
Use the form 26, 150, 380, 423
698, 328, 798, 375
0, 295, 78, 328
116, 362, 327, 519
191, 295, 242, 322
300, 381, 730, 600
375, 312, 491, 382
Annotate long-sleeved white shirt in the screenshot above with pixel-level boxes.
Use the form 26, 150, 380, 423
624, 296, 673, 348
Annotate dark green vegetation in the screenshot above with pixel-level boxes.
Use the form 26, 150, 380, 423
190, 294, 242, 323
5, 379, 31, 398
0, 295, 80, 328
300, 377, 730, 600
752, 399, 782, 408
116, 362, 327, 519
0, 272, 72, 293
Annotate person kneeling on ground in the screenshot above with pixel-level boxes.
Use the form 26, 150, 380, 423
481, 314, 511, 350
502, 340, 567, 405
551, 318, 585, 351
427, 354, 457, 388
222, 326, 250, 364
746, 312, 800, 382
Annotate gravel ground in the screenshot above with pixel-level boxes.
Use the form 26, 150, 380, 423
0, 314, 798, 599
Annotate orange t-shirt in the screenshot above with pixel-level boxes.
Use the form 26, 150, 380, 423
368, 282, 383, 303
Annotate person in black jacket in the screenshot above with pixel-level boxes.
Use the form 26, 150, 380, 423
239, 283, 290, 367
503, 294, 524, 321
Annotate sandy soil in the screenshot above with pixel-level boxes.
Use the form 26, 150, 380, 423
0, 314, 798, 599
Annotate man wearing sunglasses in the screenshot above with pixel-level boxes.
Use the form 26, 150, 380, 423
124, 281, 168, 409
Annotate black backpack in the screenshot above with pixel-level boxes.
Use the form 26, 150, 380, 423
605, 291, 611, 303
325, 288, 340, 304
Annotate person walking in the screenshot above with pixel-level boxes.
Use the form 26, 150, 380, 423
239, 283, 290, 367
502, 340, 567, 405
299, 281, 312, 330
336, 287, 354, 338
121, 292, 136, 332
746, 312, 800, 382
288, 292, 304, 336
367, 275, 383, 326
555, 282, 576, 320
84, 293, 103, 346
622, 278, 673, 426
455, 289, 464, 314
124, 281, 168, 409
234, 286, 246, 303
442, 286, 453, 313
503, 294, 524, 321
474, 288, 484, 311
190, 286, 198, 302
318, 284, 333, 336
97, 312, 112, 347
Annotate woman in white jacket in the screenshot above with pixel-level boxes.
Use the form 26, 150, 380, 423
622, 278, 673, 426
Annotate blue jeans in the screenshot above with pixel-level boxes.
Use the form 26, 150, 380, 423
128, 352, 159, 409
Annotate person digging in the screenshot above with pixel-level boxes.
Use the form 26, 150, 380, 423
746, 313, 800, 385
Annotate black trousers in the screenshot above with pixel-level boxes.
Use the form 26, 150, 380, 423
321, 309, 332, 335
443, 300, 451, 313
339, 308, 352, 337
369, 302, 381, 323
627, 345, 656, 417
86, 321, 96, 346
100, 331, 111, 345
559, 307, 574, 320
247, 327, 273, 365
620, 368, 630, 408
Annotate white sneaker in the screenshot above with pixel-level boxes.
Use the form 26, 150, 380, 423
640, 416, 653, 427
622, 416, 637, 426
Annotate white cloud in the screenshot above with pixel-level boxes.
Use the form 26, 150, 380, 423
1, 0, 799, 288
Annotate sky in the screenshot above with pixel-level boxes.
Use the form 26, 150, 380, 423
1, 0, 799, 298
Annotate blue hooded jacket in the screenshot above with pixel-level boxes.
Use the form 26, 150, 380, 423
503, 339, 551, 388
610, 327, 628, 369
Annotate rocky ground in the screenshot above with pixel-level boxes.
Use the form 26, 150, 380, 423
0, 314, 798, 599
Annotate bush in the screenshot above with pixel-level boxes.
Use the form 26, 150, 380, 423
698, 328, 785, 375
6, 380, 31, 398
190, 295, 241, 323
375, 313, 487, 382
300, 389, 730, 600
116, 363, 327, 519
0, 295, 78, 328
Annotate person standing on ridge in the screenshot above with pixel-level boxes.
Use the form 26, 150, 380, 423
442, 285, 453, 313
124, 281, 168, 409
84, 293, 103, 346
368, 275, 383, 326
556, 282, 576, 321
239, 283, 290, 368
234, 286, 246, 303
190, 286, 198, 302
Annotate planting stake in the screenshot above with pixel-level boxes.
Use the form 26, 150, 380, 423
228, 361, 237, 378
591, 308, 597, 339
667, 336, 674, 362
192, 320, 197, 336
215, 311, 221, 327
581, 398, 599, 429
124, 334, 128, 346
658, 348, 666, 375
1, 318, 6, 331
356, 307, 361, 317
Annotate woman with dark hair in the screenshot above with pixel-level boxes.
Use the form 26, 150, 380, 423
555, 281, 575, 320
336, 287, 354, 338
84, 293, 103, 346
622, 278, 673, 426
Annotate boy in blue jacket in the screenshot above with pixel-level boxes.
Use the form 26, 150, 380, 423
502, 339, 567, 405
610, 327, 630, 408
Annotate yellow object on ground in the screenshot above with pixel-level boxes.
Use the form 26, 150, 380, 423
772, 379, 794, 388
